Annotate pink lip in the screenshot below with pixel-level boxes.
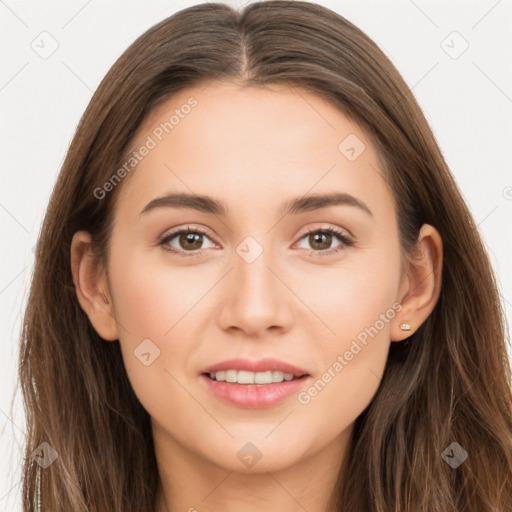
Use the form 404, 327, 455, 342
200, 374, 311, 409
199, 357, 311, 409
200, 357, 310, 376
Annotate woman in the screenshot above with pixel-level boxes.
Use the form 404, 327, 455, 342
17, 1, 512, 511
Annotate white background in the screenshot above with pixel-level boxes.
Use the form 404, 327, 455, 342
1, 0, 511, 509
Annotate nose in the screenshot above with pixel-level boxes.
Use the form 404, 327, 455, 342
216, 241, 294, 337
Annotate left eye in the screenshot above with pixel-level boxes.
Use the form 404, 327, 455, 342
295, 227, 354, 254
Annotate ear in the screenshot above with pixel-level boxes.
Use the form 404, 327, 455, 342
70, 230, 119, 341
391, 224, 443, 342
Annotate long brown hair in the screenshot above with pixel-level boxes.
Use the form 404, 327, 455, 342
15, 1, 512, 510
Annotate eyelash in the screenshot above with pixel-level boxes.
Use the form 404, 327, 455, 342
158, 225, 354, 258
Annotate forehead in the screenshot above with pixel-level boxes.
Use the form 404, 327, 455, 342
137, 81, 367, 160
113, 81, 394, 223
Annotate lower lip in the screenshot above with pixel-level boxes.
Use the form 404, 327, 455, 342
200, 374, 310, 409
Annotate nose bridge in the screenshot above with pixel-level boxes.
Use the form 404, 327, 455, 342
217, 232, 291, 334
233, 233, 279, 307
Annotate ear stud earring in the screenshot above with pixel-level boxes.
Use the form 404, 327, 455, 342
399, 322, 411, 331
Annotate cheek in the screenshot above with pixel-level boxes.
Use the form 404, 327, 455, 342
292, 246, 401, 341
296, 300, 394, 442
294, 249, 400, 426
109, 246, 208, 340
107, 246, 222, 416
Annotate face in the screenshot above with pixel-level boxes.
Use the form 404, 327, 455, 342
101, 81, 405, 473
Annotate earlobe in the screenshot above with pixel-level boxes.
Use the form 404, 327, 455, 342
70, 231, 119, 341
391, 224, 443, 342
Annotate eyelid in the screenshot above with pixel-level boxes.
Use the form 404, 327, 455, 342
160, 224, 216, 241
298, 223, 353, 241
158, 224, 218, 251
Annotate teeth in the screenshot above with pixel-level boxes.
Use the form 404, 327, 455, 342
226, 370, 237, 383
208, 370, 300, 384
255, 371, 272, 384
238, 370, 255, 384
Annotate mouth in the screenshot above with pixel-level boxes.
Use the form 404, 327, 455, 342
199, 357, 312, 408
203, 370, 309, 385
200, 366, 312, 409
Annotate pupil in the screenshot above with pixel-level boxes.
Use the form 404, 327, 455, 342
312, 233, 330, 250
181, 232, 202, 249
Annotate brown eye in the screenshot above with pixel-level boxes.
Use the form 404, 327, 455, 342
178, 232, 204, 250
159, 227, 216, 255
296, 227, 354, 256
308, 231, 334, 251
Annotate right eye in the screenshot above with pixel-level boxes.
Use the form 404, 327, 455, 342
158, 226, 217, 256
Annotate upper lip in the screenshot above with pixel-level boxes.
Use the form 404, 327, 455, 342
201, 357, 310, 377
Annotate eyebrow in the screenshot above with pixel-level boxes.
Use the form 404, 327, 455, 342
138, 192, 373, 218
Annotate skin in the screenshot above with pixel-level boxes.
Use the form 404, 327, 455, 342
71, 81, 443, 512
